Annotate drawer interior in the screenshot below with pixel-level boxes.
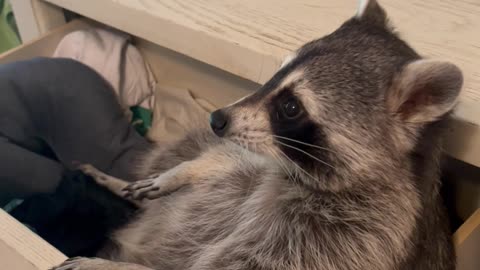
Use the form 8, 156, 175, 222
0, 19, 478, 270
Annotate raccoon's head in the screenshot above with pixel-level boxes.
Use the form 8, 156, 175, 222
209, 0, 463, 191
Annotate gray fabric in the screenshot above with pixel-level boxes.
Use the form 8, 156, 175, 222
0, 57, 150, 204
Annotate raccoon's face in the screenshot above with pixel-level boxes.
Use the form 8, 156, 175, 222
209, 0, 463, 191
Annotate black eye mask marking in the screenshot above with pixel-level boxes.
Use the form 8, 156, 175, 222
267, 88, 332, 177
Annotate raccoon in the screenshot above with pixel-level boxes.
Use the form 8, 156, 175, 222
52, 0, 462, 269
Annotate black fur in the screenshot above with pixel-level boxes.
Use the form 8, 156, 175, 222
11, 170, 138, 257
267, 88, 332, 175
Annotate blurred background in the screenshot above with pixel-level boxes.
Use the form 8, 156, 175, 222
0, 0, 21, 53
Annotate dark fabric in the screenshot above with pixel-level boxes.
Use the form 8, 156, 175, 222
0, 57, 150, 203
10, 170, 138, 257
0, 57, 149, 255
0, 136, 64, 204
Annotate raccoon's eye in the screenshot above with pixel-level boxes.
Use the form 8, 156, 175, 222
282, 98, 302, 119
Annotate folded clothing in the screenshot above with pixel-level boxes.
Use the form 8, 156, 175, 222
53, 26, 222, 142
0, 58, 150, 198
0, 58, 149, 255
148, 85, 217, 144
53, 27, 156, 110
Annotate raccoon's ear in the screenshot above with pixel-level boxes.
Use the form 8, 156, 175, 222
355, 0, 388, 27
387, 60, 463, 124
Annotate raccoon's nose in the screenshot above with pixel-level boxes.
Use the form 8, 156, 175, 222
210, 109, 229, 137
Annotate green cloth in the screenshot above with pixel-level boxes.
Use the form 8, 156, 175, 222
0, 0, 21, 53
3, 198, 23, 212
3, 199, 36, 232
130, 106, 152, 136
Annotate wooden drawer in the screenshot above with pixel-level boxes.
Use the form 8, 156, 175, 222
454, 209, 480, 270
0, 19, 478, 270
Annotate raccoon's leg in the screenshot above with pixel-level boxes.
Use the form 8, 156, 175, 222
123, 145, 236, 200
50, 257, 153, 270
122, 162, 193, 199
138, 129, 220, 178
78, 164, 128, 194
78, 164, 143, 207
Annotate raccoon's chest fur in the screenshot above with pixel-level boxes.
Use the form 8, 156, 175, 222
106, 147, 420, 270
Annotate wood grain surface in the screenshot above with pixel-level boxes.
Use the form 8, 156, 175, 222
43, 0, 479, 121
454, 209, 480, 270
0, 209, 67, 270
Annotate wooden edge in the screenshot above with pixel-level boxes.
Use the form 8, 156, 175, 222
0, 209, 67, 270
453, 208, 480, 247
10, 0, 66, 43
31, 0, 67, 34
0, 19, 92, 64
445, 117, 480, 168
0, 18, 75, 57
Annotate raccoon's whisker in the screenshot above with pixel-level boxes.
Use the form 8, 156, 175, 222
244, 143, 257, 195
276, 149, 318, 182
240, 141, 247, 158
245, 140, 251, 153
266, 148, 291, 180
267, 149, 296, 182
276, 152, 297, 182
271, 135, 336, 154
270, 149, 300, 181
275, 140, 336, 170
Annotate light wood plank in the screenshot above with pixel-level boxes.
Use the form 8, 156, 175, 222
30, 0, 67, 34
39, 0, 479, 106
0, 19, 92, 64
10, 0, 66, 42
454, 209, 480, 270
0, 209, 67, 270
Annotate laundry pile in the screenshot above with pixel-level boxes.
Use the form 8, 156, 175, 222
53, 26, 216, 138
0, 26, 217, 256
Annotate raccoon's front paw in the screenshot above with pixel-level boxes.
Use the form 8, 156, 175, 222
50, 257, 106, 270
122, 173, 186, 200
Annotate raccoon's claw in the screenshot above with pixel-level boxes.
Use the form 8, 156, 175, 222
123, 179, 154, 193
49, 257, 93, 270
50, 257, 153, 270
123, 179, 156, 199
122, 175, 185, 200
123, 179, 155, 190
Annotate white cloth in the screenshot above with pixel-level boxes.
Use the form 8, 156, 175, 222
53, 27, 156, 110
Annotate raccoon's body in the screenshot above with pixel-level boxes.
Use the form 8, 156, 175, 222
106, 134, 422, 270
53, 1, 461, 270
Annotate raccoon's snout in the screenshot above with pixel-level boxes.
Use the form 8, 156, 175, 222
210, 109, 229, 137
